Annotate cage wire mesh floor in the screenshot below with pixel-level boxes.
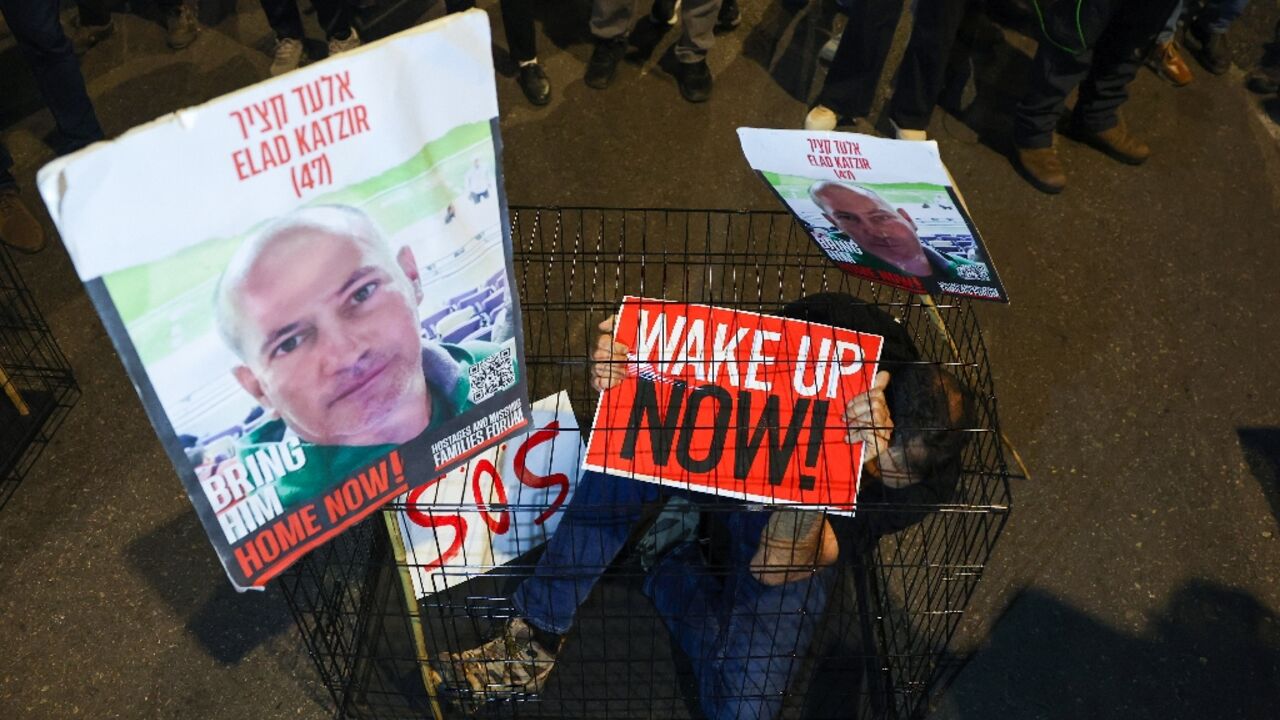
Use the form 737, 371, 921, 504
278, 207, 1012, 720
0, 246, 80, 510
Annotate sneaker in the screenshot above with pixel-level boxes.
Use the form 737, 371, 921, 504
1188, 23, 1231, 75
436, 617, 558, 701
585, 38, 626, 90
1014, 145, 1067, 194
165, 4, 198, 50
676, 59, 712, 103
328, 27, 362, 57
804, 104, 838, 130
1147, 39, 1194, 86
819, 33, 842, 63
69, 19, 115, 55
517, 61, 552, 106
1066, 116, 1150, 165
0, 187, 47, 254
270, 37, 305, 77
650, 0, 679, 26
716, 0, 741, 32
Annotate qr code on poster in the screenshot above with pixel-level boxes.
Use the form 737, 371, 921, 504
469, 347, 516, 403
955, 263, 991, 282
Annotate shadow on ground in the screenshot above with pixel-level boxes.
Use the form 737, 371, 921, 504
944, 581, 1280, 719
125, 511, 293, 664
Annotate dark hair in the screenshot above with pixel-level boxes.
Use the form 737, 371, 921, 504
781, 293, 974, 485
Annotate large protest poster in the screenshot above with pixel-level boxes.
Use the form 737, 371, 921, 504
392, 391, 584, 598
583, 298, 883, 512
35, 11, 529, 589
738, 128, 1009, 302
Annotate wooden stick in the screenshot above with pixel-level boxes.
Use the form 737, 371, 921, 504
0, 365, 29, 416
382, 510, 446, 720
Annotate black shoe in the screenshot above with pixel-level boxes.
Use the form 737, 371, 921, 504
1247, 65, 1280, 95
585, 38, 626, 90
518, 62, 552, 105
716, 0, 741, 32
676, 59, 712, 102
1189, 22, 1231, 75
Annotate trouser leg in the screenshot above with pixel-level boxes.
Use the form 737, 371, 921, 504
816, 0, 905, 118
0, 0, 105, 152
888, 0, 970, 130
499, 0, 538, 63
1073, 0, 1177, 133
591, 0, 641, 41
511, 471, 662, 634
646, 511, 832, 720
1201, 0, 1250, 33
674, 0, 721, 63
258, 0, 305, 39
310, 0, 353, 39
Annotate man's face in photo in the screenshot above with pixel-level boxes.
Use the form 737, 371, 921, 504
815, 185, 925, 272
227, 228, 429, 446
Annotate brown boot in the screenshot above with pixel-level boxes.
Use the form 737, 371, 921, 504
0, 186, 47, 253
1148, 40, 1193, 87
1071, 117, 1150, 165
1014, 145, 1067, 194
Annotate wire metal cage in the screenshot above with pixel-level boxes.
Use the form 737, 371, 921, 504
277, 207, 1013, 720
0, 246, 80, 510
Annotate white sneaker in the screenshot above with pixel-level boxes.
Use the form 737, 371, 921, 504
890, 119, 928, 141
804, 105, 838, 131
270, 37, 304, 77
328, 27, 361, 57
820, 33, 842, 63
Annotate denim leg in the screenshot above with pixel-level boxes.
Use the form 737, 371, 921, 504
1157, 0, 1183, 44
647, 512, 832, 720
512, 470, 661, 634
0, 0, 105, 151
1203, 0, 1250, 34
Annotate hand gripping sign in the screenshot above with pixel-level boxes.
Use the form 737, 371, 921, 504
584, 298, 883, 512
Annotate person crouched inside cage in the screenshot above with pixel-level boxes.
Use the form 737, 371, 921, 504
433, 292, 975, 720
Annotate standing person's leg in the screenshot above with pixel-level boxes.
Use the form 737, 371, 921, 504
1010, 19, 1102, 193
258, 0, 308, 76
500, 0, 551, 105
1189, 0, 1250, 73
672, 0, 721, 102
310, 0, 359, 57
1149, 0, 1193, 87
586, 0, 641, 88
886, 0, 970, 138
1069, 0, 1177, 164
0, 0, 105, 152
809, 0, 906, 130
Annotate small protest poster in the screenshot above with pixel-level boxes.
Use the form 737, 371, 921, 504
583, 298, 883, 512
738, 128, 1009, 302
35, 11, 529, 589
392, 391, 583, 598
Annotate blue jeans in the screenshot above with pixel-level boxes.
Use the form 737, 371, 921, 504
512, 470, 831, 720
0, 0, 105, 157
1159, 0, 1250, 43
